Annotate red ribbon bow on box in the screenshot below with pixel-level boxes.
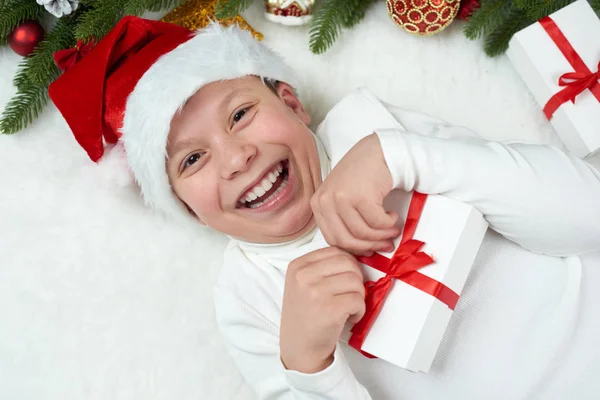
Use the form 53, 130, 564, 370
540, 16, 600, 120
348, 192, 460, 358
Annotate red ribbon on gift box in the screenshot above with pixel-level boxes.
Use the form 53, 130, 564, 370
348, 192, 460, 358
539, 16, 600, 120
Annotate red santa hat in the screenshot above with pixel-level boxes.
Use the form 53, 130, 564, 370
49, 16, 298, 225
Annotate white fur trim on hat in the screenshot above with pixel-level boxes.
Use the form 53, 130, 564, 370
121, 23, 299, 226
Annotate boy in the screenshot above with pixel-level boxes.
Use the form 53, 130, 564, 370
50, 17, 600, 399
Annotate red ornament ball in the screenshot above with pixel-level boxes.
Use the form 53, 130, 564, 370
386, 0, 460, 36
8, 20, 45, 57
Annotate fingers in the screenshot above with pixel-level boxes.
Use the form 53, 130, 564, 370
320, 271, 365, 298
332, 292, 366, 325
315, 206, 395, 256
290, 246, 354, 266
357, 202, 399, 230
291, 252, 364, 285
338, 202, 400, 242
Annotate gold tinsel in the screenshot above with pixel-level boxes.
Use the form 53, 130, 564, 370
161, 0, 263, 40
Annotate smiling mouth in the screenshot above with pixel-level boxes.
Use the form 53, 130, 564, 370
237, 160, 290, 209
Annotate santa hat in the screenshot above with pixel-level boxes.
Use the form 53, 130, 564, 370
49, 16, 299, 225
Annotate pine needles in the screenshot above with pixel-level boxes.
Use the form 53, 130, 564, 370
0, 0, 184, 134
463, 0, 599, 56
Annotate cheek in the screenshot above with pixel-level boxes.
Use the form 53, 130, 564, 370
175, 176, 221, 220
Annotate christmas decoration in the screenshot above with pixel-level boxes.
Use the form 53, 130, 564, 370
8, 20, 45, 56
162, 0, 262, 40
3, 0, 600, 136
386, 0, 460, 36
464, 0, 600, 57
264, 0, 315, 26
457, 0, 479, 21
215, 0, 377, 54
36, 0, 79, 18
53, 39, 95, 72
0, 0, 185, 136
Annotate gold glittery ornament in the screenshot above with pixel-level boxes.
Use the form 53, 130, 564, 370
161, 0, 263, 40
386, 0, 460, 36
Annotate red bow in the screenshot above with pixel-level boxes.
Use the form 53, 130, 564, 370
53, 40, 96, 72
348, 192, 460, 358
539, 16, 600, 119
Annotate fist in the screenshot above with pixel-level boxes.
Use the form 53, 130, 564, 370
312, 133, 400, 256
280, 247, 366, 373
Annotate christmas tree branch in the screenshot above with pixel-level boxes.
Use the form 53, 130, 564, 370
215, 0, 254, 19
483, 8, 530, 57
75, 0, 125, 41
1, 13, 77, 135
522, 0, 575, 20
0, 1, 43, 45
0, 85, 48, 134
25, 16, 77, 86
123, 0, 184, 15
589, 0, 600, 10
464, 0, 512, 40
309, 0, 374, 54
341, 0, 375, 29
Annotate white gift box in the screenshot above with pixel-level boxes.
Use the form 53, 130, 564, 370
343, 190, 488, 373
506, 0, 600, 158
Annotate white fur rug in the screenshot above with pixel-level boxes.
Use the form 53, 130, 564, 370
0, 3, 564, 399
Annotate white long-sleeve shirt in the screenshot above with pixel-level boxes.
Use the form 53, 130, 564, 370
213, 88, 600, 400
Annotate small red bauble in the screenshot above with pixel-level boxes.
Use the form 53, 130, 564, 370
386, 0, 460, 36
8, 20, 45, 57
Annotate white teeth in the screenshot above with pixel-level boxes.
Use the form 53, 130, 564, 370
254, 186, 266, 197
261, 178, 273, 192
248, 174, 289, 209
240, 161, 287, 205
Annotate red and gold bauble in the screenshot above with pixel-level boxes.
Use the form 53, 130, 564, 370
386, 0, 460, 36
8, 20, 45, 57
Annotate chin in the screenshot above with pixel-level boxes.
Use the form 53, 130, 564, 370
273, 203, 314, 240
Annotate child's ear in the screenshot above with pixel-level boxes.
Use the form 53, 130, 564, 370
277, 83, 311, 125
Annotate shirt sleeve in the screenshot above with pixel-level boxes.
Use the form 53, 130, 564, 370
213, 288, 372, 400
373, 117, 600, 258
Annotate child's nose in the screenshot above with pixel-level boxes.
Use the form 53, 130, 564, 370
220, 141, 257, 179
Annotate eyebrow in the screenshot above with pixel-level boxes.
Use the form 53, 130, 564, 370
168, 138, 197, 161
167, 87, 253, 159
218, 87, 253, 114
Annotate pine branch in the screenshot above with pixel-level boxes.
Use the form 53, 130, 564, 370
464, 0, 512, 40
25, 16, 76, 86
484, 8, 531, 57
309, 0, 372, 54
124, 0, 183, 15
341, 0, 374, 29
215, 0, 254, 19
0, 1, 43, 42
590, 0, 600, 11
523, 0, 576, 20
0, 85, 48, 134
75, 0, 124, 41
309, 0, 347, 54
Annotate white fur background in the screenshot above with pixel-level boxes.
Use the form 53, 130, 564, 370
0, 2, 564, 399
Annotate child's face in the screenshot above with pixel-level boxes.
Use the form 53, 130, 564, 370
166, 77, 322, 243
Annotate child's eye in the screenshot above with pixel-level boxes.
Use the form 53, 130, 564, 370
183, 152, 204, 170
232, 107, 249, 125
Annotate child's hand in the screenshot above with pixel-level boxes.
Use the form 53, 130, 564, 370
311, 133, 400, 256
280, 247, 365, 374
